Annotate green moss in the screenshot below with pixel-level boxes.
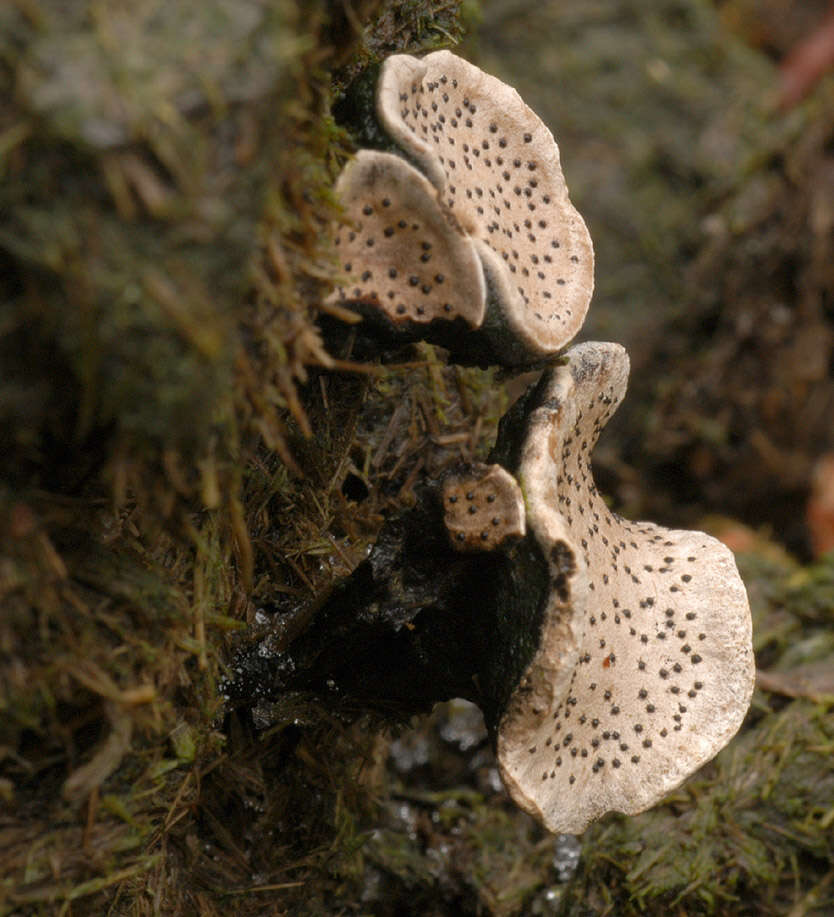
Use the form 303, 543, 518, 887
1, 2, 299, 467
1, 1, 478, 913
557, 698, 834, 915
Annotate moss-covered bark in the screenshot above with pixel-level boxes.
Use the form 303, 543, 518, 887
0, 1, 479, 912
3, 0, 834, 913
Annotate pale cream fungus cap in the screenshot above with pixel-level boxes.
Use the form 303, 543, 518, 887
328, 149, 486, 328
329, 51, 594, 364
499, 342, 755, 834
378, 51, 594, 362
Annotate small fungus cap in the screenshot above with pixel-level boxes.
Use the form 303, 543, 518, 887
443, 463, 525, 552
497, 341, 755, 835
327, 149, 486, 329
378, 51, 594, 362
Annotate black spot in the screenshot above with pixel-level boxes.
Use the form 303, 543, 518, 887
342, 473, 369, 501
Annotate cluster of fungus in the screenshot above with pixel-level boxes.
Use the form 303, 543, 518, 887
328, 50, 594, 364
285, 50, 755, 836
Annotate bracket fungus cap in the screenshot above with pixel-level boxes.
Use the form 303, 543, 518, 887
443, 463, 525, 552
378, 51, 594, 363
496, 341, 755, 834
327, 149, 486, 330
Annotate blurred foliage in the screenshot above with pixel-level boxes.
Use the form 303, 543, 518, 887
465, 0, 834, 552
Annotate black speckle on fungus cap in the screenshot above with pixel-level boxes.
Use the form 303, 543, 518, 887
327, 149, 486, 329
377, 51, 594, 363
443, 463, 526, 552
497, 341, 754, 834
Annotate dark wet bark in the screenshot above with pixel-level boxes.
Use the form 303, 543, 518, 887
226, 482, 550, 733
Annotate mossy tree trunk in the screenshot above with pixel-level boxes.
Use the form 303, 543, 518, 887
0, 1, 477, 913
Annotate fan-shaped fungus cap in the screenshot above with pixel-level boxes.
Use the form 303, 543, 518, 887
377, 51, 594, 363
496, 341, 754, 834
443, 463, 525, 552
327, 149, 486, 330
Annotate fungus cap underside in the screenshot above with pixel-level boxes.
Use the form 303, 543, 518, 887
378, 51, 594, 361
498, 342, 754, 835
328, 149, 486, 328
